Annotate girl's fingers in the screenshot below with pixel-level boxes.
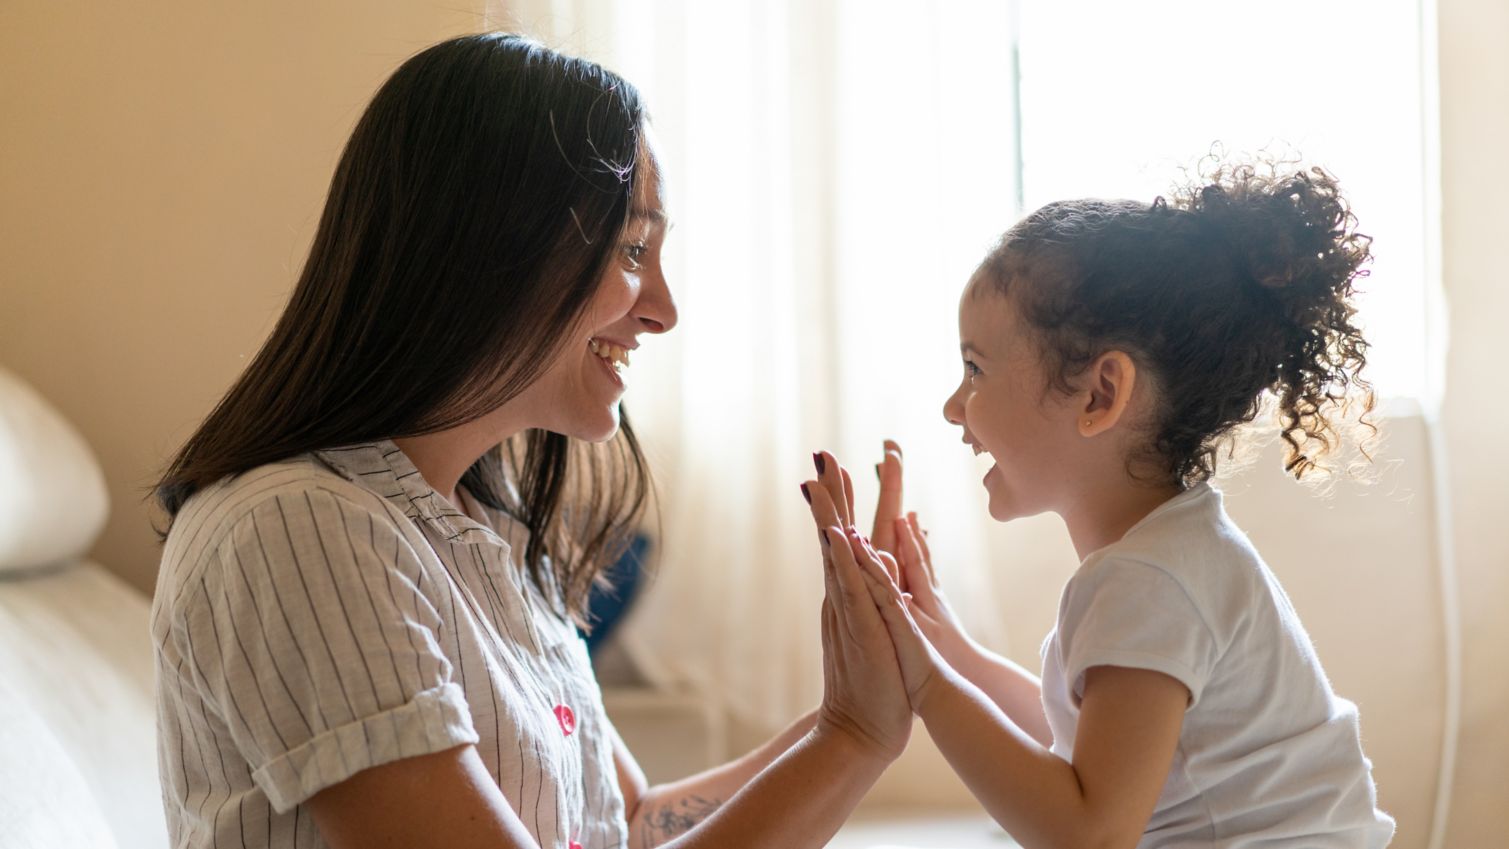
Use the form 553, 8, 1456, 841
893, 517, 933, 602
906, 512, 936, 582
871, 441, 904, 552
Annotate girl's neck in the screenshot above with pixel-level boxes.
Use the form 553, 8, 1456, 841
1060, 476, 1186, 562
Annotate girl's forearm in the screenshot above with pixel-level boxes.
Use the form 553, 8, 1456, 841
918, 672, 1100, 849
659, 723, 889, 849
952, 646, 1053, 747
628, 709, 819, 846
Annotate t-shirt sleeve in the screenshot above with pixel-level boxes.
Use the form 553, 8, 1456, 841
1057, 558, 1220, 709
172, 486, 480, 812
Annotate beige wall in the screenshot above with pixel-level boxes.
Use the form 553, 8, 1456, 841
0, 1, 485, 592
1, 0, 1504, 845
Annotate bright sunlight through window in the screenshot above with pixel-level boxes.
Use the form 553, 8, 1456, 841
1016, 0, 1437, 403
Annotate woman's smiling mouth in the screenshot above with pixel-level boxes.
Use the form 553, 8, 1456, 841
589, 337, 633, 376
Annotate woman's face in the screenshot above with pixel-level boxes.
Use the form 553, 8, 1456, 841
521, 138, 678, 442
941, 272, 1080, 522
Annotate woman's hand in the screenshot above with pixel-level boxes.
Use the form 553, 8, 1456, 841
808, 455, 947, 714
802, 455, 911, 759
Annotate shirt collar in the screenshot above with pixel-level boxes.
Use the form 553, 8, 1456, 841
314, 439, 490, 542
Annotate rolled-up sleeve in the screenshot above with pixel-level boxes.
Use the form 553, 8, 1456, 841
172, 487, 479, 812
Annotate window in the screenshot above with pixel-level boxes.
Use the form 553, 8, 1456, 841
1017, 0, 1437, 402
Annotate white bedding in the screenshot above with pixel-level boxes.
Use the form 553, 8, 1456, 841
0, 560, 167, 849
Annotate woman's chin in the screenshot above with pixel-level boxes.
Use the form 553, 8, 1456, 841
573, 407, 622, 443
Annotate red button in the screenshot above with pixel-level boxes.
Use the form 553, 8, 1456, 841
554, 704, 576, 736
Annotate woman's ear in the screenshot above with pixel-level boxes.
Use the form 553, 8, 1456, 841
1078, 351, 1137, 438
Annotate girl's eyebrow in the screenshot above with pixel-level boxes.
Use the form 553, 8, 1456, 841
961, 342, 983, 356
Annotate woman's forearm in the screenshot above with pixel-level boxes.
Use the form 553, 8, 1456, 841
627, 709, 819, 846
657, 723, 890, 849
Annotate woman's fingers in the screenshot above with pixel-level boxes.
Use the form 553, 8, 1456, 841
802, 478, 846, 535
812, 451, 851, 528
824, 526, 877, 637
843, 530, 925, 644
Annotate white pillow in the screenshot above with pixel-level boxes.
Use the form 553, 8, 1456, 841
0, 366, 109, 572
0, 676, 122, 849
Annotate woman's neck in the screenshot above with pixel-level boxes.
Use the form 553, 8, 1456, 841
393, 409, 521, 509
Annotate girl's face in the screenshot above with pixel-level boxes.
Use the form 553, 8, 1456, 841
942, 272, 1082, 522
518, 138, 678, 442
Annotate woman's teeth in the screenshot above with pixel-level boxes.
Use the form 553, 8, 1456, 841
589, 338, 631, 373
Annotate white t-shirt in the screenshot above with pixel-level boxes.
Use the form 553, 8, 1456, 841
152, 440, 625, 849
1040, 483, 1395, 848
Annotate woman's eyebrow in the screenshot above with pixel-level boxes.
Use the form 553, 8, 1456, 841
961, 342, 982, 356
630, 206, 670, 224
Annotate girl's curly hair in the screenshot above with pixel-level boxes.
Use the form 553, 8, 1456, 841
982, 158, 1375, 486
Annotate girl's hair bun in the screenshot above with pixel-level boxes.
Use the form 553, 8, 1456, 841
1180, 160, 1371, 328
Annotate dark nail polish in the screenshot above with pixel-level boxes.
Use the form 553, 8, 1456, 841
875, 463, 882, 480
800, 482, 812, 504
813, 453, 826, 474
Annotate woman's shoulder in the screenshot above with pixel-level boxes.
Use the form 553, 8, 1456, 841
160, 453, 408, 589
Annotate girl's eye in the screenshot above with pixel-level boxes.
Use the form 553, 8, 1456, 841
622, 242, 649, 270
964, 359, 982, 378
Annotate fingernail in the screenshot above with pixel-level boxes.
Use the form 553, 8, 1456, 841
813, 453, 825, 474
800, 482, 812, 504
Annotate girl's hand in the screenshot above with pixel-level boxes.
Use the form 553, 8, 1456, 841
801, 472, 912, 761
863, 444, 986, 677
889, 512, 986, 678
869, 440, 906, 572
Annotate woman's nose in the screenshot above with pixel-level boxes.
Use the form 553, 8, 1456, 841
635, 269, 678, 334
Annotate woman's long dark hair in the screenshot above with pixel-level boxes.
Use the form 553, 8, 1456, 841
155, 34, 651, 616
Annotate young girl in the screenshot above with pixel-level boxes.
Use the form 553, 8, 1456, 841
803, 162, 1395, 847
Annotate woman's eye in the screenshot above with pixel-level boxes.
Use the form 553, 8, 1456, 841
622, 242, 648, 269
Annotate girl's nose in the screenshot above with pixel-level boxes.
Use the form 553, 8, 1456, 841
942, 385, 966, 426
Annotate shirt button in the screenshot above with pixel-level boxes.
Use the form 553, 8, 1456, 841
554, 704, 576, 736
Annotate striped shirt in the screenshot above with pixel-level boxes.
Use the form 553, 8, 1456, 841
151, 440, 626, 849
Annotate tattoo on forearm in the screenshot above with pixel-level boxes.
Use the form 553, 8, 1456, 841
640, 794, 723, 845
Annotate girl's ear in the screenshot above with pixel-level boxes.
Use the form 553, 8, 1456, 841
1079, 351, 1137, 438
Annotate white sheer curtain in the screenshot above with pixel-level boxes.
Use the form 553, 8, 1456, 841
493, 0, 1026, 730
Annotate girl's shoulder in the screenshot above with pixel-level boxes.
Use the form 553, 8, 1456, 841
1075, 484, 1269, 630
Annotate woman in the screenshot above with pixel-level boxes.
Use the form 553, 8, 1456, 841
152, 33, 908, 849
